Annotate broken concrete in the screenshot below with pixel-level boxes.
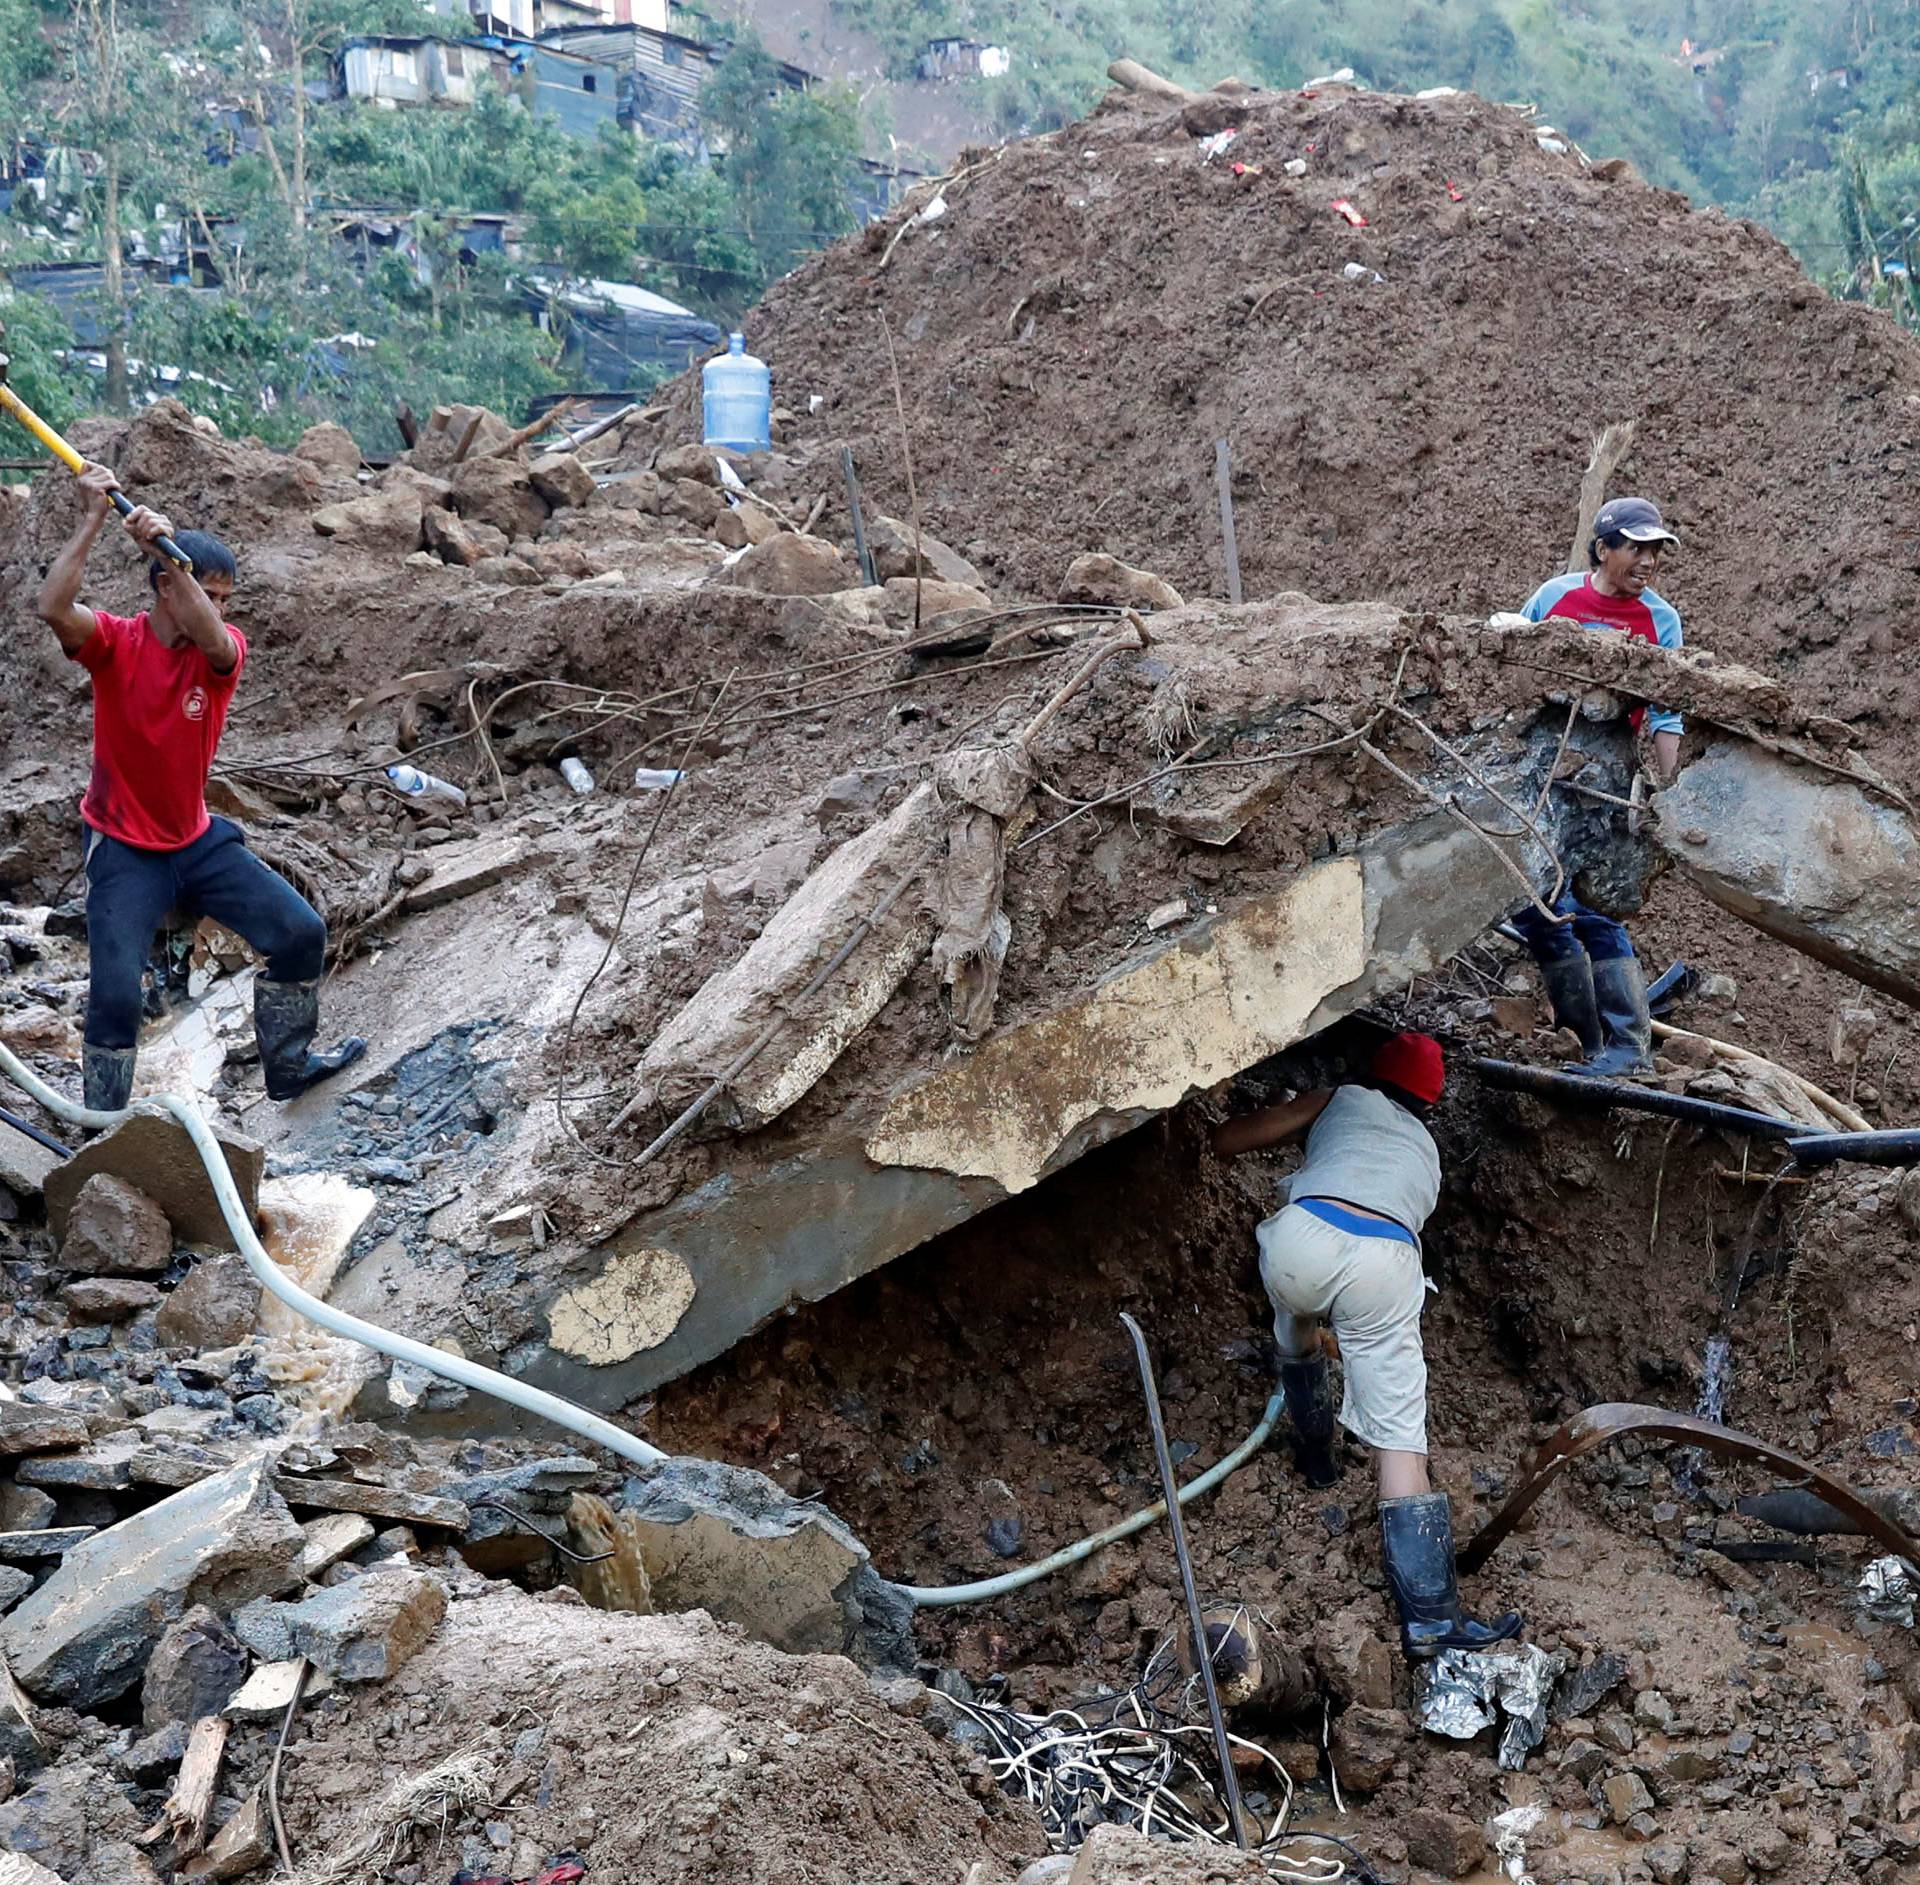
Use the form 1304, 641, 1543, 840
0, 1455, 303, 1706
0, 1130, 58, 1202
1657, 741, 1920, 1008
43, 1115, 263, 1248
271, 1562, 447, 1682
297, 1512, 376, 1580
616, 1455, 913, 1669
140, 1604, 247, 1729
55, 1173, 171, 1277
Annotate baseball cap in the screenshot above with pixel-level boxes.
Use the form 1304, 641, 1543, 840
1371, 1031, 1445, 1105
1593, 496, 1679, 546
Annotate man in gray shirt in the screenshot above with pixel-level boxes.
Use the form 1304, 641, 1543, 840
1216, 1031, 1521, 1658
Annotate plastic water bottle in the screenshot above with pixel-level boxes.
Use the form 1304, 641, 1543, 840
558, 757, 595, 795
633, 768, 686, 791
385, 764, 468, 810
702, 333, 770, 454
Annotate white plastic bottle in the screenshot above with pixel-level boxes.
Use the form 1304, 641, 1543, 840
385, 764, 468, 810
633, 768, 686, 791
559, 757, 595, 795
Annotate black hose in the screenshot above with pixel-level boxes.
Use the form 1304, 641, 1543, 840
1736, 1485, 1920, 1539
1783, 1128, 1920, 1169
0, 1106, 71, 1160
1468, 1058, 1808, 1140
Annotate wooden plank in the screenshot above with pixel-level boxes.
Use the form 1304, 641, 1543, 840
137, 1714, 229, 1855
274, 1475, 471, 1529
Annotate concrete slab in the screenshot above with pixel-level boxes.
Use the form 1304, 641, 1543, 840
42, 1114, 264, 1246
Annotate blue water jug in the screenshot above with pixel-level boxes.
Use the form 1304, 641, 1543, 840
702, 332, 771, 453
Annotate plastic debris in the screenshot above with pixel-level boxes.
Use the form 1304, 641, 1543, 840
1341, 262, 1386, 285
1145, 899, 1188, 932
1489, 1804, 1544, 1885
633, 768, 687, 791
558, 757, 595, 796
1537, 137, 1568, 155
1303, 67, 1357, 90
1230, 162, 1264, 179
1418, 1642, 1566, 1771
1330, 198, 1368, 227
1446, 179, 1466, 202
1416, 86, 1461, 100
1283, 158, 1309, 177
1198, 129, 1239, 164
384, 764, 468, 811
1859, 1554, 1917, 1626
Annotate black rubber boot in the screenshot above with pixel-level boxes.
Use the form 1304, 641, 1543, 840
1537, 954, 1603, 1055
82, 1043, 136, 1115
1581, 955, 1654, 1077
1278, 1355, 1340, 1489
1379, 1492, 1523, 1660
254, 979, 367, 1102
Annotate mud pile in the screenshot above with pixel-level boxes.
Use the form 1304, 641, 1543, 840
744, 82, 1920, 776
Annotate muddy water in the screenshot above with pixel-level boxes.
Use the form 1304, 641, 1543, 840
253, 1171, 379, 1421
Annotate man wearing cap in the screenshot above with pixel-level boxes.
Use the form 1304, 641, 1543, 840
1215, 1033, 1521, 1659
1512, 496, 1685, 1076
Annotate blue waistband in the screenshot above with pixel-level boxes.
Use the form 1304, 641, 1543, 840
1296, 1197, 1419, 1247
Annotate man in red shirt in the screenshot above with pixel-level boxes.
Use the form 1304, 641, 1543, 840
36, 462, 364, 1113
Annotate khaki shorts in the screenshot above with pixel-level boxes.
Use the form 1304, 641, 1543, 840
1256, 1202, 1429, 1455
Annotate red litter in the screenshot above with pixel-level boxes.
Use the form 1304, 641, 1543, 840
1330, 199, 1368, 227
1445, 180, 1465, 201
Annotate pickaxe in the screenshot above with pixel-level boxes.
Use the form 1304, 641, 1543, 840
0, 328, 192, 570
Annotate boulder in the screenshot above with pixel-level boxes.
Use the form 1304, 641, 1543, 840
0, 1405, 90, 1457
728, 533, 855, 596
290, 422, 363, 475
0, 1455, 304, 1706
879, 577, 992, 626
57, 1278, 163, 1324
1402, 1806, 1488, 1878
654, 442, 725, 486
43, 1114, 263, 1248
449, 456, 548, 540
56, 1174, 171, 1278
1059, 551, 1183, 611
423, 505, 509, 568
663, 478, 723, 529
311, 482, 425, 552
603, 470, 662, 514
528, 452, 597, 510
1329, 1704, 1409, 1791
278, 1563, 447, 1683
868, 514, 986, 589
140, 1604, 247, 1730
154, 1254, 261, 1351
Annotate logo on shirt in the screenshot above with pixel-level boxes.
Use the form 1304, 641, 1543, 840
182, 686, 208, 723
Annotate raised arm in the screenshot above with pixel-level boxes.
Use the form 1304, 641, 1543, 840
132, 511, 239, 674
34, 462, 116, 656
1212, 1088, 1334, 1158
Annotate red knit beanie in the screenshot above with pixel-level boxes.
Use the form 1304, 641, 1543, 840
1371, 1031, 1445, 1105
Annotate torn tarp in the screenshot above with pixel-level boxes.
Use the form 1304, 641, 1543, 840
1418, 1642, 1567, 1771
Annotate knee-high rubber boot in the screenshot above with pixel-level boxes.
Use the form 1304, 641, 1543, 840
82, 1043, 136, 1115
1537, 955, 1603, 1056
1379, 1492, 1523, 1659
254, 979, 366, 1102
1582, 955, 1654, 1078
1277, 1355, 1340, 1489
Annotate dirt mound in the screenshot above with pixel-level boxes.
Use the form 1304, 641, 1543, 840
282, 1584, 1044, 1884
743, 83, 1920, 779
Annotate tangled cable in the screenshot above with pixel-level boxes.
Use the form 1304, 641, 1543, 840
945, 1633, 1378, 1883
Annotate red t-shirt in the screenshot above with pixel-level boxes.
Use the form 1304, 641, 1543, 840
1534, 577, 1656, 731
69, 610, 247, 852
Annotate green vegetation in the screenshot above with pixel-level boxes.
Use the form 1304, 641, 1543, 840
0, 4, 861, 448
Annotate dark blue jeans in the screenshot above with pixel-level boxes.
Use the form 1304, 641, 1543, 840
1510, 891, 1635, 967
84, 817, 326, 1051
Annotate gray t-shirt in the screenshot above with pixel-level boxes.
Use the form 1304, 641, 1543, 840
1287, 1085, 1441, 1235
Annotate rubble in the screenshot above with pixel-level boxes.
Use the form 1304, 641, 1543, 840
43, 1116, 262, 1248
272, 1562, 446, 1681
54, 1174, 170, 1278
1059, 552, 1183, 612
152, 1255, 261, 1352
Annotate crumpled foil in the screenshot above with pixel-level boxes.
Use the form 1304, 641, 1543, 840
1858, 1555, 1917, 1627
1418, 1643, 1567, 1771
1488, 1804, 1544, 1885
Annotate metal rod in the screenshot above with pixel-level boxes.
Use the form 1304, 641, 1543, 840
1118, 1312, 1247, 1849
841, 445, 877, 586
1214, 438, 1242, 605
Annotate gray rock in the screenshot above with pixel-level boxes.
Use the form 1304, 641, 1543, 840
0, 1763, 140, 1876
528, 451, 596, 510
0, 1405, 91, 1457
140, 1603, 247, 1730
57, 1277, 164, 1324
1401, 1805, 1486, 1878
0, 1487, 54, 1534
0, 1569, 32, 1615
0, 1455, 303, 1706
89, 1841, 168, 1885
1555, 1648, 1629, 1719
43, 1114, 263, 1249
116, 1719, 189, 1783
278, 1563, 446, 1683
230, 1595, 295, 1665
297, 1513, 375, 1581
153, 1254, 261, 1352
56, 1174, 172, 1277
1603, 1770, 1657, 1823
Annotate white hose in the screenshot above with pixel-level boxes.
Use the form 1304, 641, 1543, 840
1, 1044, 1287, 1606
0, 1041, 667, 1468
904, 1389, 1284, 1606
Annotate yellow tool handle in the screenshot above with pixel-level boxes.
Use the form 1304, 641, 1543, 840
0, 383, 193, 569
0, 383, 86, 473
